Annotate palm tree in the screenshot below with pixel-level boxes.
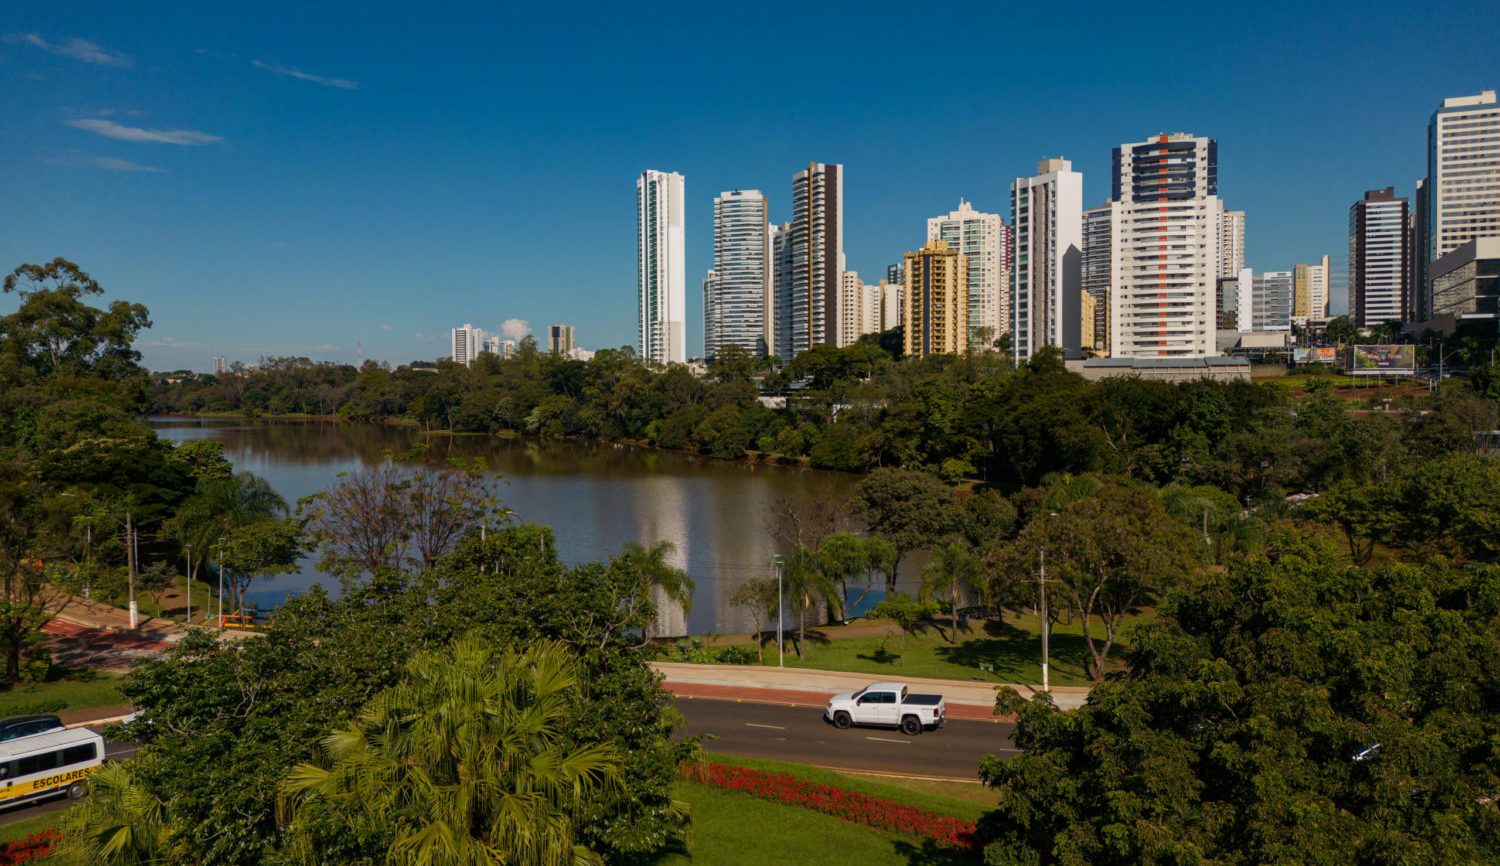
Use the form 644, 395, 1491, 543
278, 635, 622, 866
52, 762, 175, 866
921, 541, 982, 642
169, 471, 286, 617
616, 541, 693, 638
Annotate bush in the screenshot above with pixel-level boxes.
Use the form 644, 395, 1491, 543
0, 829, 58, 864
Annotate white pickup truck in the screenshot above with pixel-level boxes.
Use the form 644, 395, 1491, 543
823, 682, 946, 735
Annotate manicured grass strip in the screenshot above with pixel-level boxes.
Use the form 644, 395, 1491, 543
744, 611, 1152, 686
0, 673, 126, 717
699, 752, 990, 819
657, 781, 978, 865
0, 814, 57, 846
680, 762, 978, 851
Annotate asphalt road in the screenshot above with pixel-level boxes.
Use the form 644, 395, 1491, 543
674, 696, 1016, 781
0, 698, 1014, 828
0, 736, 137, 828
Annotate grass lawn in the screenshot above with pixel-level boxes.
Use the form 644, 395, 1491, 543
0, 670, 126, 717
728, 610, 1153, 686
697, 752, 990, 819
655, 780, 978, 865
0, 812, 57, 845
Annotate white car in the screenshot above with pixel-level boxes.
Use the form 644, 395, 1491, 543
824, 682, 946, 736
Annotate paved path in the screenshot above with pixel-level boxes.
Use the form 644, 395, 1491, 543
653, 661, 1090, 711
675, 697, 1015, 782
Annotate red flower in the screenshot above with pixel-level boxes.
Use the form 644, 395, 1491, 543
0, 829, 59, 865
680, 762, 979, 851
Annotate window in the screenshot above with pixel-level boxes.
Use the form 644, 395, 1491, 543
18, 750, 58, 776
61, 744, 97, 765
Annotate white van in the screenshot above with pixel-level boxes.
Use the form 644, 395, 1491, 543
0, 727, 105, 808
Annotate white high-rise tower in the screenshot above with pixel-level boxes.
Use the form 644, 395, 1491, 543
1010, 158, 1083, 362
927, 200, 1008, 349
636, 169, 686, 365
707, 190, 771, 359
1109, 133, 1222, 359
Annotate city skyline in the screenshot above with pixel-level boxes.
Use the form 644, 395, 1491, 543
3, 2, 1499, 370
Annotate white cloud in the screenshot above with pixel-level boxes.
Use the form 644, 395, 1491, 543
90, 156, 164, 173
17, 33, 131, 67
499, 318, 530, 341
379, 323, 393, 332
251, 59, 357, 90
68, 118, 222, 145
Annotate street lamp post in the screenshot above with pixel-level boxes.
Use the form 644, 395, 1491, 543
125, 512, 138, 630
1039, 546, 1049, 694
184, 544, 191, 624
773, 555, 784, 668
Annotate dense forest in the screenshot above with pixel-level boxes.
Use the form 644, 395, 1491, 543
151, 334, 1500, 494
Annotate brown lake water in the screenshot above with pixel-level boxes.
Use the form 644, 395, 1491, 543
150, 419, 919, 635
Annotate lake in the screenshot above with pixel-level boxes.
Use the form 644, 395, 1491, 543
150, 419, 919, 635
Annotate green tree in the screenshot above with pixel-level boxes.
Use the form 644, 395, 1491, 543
727, 577, 778, 662
921, 540, 981, 641
615, 540, 694, 639
977, 528, 1500, 866
279, 635, 622, 866
1001, 477, 1199, 680
853, 468, 963, 593
52, 762, 176, 866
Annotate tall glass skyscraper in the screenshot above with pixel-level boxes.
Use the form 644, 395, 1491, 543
636, 169, 686, 365
706, 190, 771, 359
773, 162, 843, 362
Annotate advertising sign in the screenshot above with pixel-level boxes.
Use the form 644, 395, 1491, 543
1294, 347, 1339, 365
1348, 344, 1415, 375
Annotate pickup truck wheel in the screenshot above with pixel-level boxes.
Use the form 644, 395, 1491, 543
900, 715, 923, 736
832, 711, 852, 729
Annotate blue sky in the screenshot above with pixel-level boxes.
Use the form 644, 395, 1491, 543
3, 1, 1498, 371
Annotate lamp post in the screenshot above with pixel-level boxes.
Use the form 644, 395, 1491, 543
773, 555, 784, 668
1039, 511, 1058, 694
184, 544, 191, 624
125, 512, 138, 630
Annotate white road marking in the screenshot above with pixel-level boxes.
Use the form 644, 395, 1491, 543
745, 722, 786, 730
865, 736, 910, 744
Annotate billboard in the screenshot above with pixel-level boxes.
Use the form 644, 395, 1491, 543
1347, 344, 1416, 376
1293, 347, 1338, 365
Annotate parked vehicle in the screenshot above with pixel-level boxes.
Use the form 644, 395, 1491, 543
824, 682, 946, 735
0, 716, 64, 743
0, 727, 105, 808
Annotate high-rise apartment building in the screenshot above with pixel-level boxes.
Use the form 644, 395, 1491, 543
1010, 157, 1083, 362
1249, 271, 1294, 332
772, 162, 844, 361
878, 279, 903, 332
1219, 210, 1245, 278
1350, 187, 1411, 327
547, 324, 575, 356
1292, 256, 1330, 322
1420, 90, 1500, 322
451, 323, 481, 367
1109, 132, 1223, 359
903, 240, 968, 357
212, 356, 227, 375
702, 269, 719, 359
927, 200, 1007, 348
636, 169, 686, 365
707, 190, 772, 359
1080, 290, 1098, 354
1413, 178, 1430, 320
838, 271, 882, 346
1081, 203, 1112, 355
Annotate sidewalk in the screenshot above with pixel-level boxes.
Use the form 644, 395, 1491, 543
652, 662, 1090, 713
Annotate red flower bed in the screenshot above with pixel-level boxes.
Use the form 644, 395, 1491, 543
0, 829, 58, 864
681, 761, 978, 850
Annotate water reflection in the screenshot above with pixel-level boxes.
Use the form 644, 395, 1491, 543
150, 419, 916, 635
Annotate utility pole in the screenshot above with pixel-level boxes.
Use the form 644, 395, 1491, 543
1039, 546, 1049, 694
184, 545, 192, 624
125, 512, 138, 630
774, 555, 784, 668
